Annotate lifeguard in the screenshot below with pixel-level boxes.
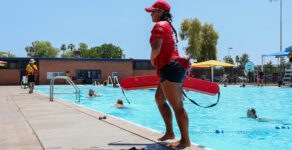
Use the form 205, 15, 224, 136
25, 59, 38, 94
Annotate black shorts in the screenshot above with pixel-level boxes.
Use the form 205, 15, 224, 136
159, 61, 186, 83
28, 75, 35, 82
290, 58, 292, 62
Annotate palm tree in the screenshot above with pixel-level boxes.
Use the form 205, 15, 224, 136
60, 44, 66, 55
235, 55, 240, 66
67, 43, 75, 52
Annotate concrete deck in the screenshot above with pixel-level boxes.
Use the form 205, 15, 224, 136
0, 86, 205, 150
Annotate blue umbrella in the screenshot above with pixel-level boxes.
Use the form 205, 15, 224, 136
285, 46, 292, 52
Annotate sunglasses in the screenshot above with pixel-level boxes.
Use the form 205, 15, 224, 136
151, 8, 161, 14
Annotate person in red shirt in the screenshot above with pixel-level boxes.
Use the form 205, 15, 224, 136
145, 1, 191, 148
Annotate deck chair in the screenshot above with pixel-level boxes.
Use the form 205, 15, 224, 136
21, 76, 28, 89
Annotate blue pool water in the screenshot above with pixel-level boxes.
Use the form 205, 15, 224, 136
35, 85, 292, 150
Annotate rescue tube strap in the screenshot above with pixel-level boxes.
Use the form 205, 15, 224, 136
182, 91, 220, 108
121, 88, 131, 104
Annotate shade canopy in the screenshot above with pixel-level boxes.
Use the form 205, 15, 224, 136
0, 61, 7, 64
192, 60, 236, 68
265, 51, 289, 57
192, 60, 236, 82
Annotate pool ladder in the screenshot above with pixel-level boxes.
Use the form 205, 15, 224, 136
50, 76, 80, 102
107, 76, 120, 86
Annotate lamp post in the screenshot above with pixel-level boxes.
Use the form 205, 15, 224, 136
280, 0, 282, 52
227, 47, 233, 81
270, 0, 282, 52
228, 47, 233, 57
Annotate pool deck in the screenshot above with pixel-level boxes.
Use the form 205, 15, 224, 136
0, 86, 206, 150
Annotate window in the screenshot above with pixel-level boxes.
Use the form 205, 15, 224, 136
133, 61, 155, 70
0, 60, 20, 69
76, 70, 101, 79
20, 60, 29, 69
47, 72, 65, 79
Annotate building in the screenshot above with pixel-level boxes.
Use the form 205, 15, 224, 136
0, 57, 155, 85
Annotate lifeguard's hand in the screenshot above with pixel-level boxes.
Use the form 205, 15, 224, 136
151, 56, 155, 66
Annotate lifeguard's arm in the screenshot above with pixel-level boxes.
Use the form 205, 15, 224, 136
33, 65, 38, 75
150, 38, 163, 66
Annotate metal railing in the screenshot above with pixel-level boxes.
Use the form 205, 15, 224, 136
108, 76, 113, 86
50, 76, 80, 102
113, 76, 120, 86
283, 68, 292, 86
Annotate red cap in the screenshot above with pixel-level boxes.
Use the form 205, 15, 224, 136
145, 1, 170, 12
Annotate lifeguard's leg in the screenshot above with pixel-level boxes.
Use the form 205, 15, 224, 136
31, 82, 35, 93
161, 80, 190, 148
155, 83, 175, 141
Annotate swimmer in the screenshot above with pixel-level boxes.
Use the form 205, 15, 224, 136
113, 99, 125, 108
240, 83, 246, 87
247, 108, 270, 121
86, 89, 101, 98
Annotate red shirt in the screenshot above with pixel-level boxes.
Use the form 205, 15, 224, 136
150, 21, 179, 76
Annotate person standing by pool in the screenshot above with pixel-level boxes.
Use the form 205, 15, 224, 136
25, 59, 38, 94
257, 67, 264, 86
145, 1, 191, 148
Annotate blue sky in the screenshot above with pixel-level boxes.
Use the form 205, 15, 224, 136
0, 0, 291, 65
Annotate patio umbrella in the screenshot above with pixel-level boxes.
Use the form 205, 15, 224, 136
192, 60, 236, 82
0, 61, 7, 67
285, 46, 292, 52
0, 61, 7, 64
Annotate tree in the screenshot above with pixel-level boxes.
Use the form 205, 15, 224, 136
60, 44, 66, 55
239, 53, 249, 68
199, 22, 219, 61
61, 51, 73, 58
78, 42, 90, 58
98, 43, 125, 58
235, 55, 240, 66
180, 18, 201, 60
263, 60, 274, 76
67, 43, 75, 51
0, 51, 15, 57
180, 18, 219, 62
25, 41, 59, 57
223, 56, 234, 64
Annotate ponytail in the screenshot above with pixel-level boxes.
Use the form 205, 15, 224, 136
160, 11, 178, 43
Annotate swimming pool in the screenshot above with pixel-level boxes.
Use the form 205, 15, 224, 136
35, 85, 292, 150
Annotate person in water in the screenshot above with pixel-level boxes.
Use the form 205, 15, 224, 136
145, 1, 191, 148
86, 89, 100, 98
113, 99, 125, 108
247, 108, 270, 121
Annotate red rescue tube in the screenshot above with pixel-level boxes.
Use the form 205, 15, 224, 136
182, 76, 219, 96
120, 75, 160, 90
121, 75, 219, 96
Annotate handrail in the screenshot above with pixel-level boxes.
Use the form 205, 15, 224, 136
108, 76, 113, 86
113, 76, 120, 86
50, 76, 80, 102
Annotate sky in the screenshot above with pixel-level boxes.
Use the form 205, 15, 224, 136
0, 0, 291, 65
